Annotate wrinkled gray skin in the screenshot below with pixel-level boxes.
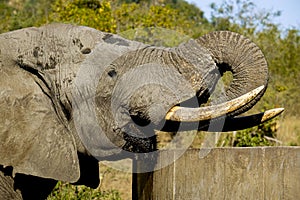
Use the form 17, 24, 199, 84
0, 24, 268, 199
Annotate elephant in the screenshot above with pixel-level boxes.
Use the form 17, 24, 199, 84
0, 23, 283, 199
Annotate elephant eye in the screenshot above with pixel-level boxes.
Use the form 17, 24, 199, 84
81, 48, 91, 54
108, 69, 117, 78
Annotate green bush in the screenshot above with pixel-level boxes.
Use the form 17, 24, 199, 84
50, 0, 116, 33
216, 119, 280, 147
47, 182, 121, 200
0, 0, 52, 33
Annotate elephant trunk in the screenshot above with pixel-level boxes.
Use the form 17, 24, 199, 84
195, 31, 268, 116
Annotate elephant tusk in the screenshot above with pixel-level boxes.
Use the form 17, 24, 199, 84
165, 85, 265, 122
161, 108, 284, 132
259, 108, 285, 123
217, 107, 284, 132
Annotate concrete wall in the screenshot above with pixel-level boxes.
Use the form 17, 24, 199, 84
133, 147, 300, 200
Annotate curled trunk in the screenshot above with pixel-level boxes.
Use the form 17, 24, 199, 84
196, 31, 268, 116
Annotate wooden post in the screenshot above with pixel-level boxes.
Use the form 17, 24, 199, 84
132, 151, 159, 200
132, 147, 300, 200
132, 159, 153, 200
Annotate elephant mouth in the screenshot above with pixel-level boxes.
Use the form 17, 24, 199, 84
164, 85, 284, 132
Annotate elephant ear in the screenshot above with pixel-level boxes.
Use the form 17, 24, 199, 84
196, 31, 268, 116
0, 65, 80, 182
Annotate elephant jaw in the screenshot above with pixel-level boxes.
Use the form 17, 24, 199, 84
164, 85, 284, 131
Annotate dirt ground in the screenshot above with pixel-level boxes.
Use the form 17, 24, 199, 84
99, 160, 132, 200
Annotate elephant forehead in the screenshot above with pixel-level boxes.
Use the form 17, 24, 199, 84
97, 47, 196, 98
112, 62, 195, 100
110, 63, 195, 126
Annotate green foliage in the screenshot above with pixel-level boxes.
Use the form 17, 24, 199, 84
47, 0, 210, 45
210, 0, 281, 35
119, 27, 190, 47
233, 120, 278, 147
113, 1, 208, 37
0, 0, 52, 33
0, 0, 210, 38
116, 4, 181, 29
50, 0, 116, 32
0, 0, 13, 32
216, 119, 280, 147
47, 181, 121, 200
258, 28, 300, 116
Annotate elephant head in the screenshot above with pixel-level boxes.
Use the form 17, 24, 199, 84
0, 24, 283, 198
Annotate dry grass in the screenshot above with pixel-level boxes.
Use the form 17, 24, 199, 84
99, 161, 132, 200
276, 116, 300, 146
